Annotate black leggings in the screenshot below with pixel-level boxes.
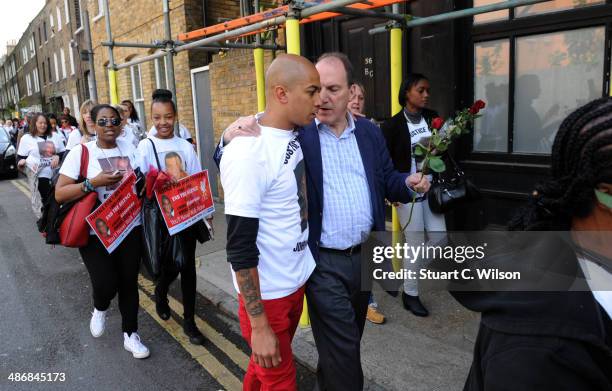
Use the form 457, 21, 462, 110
156, 230, 198, 320
37, 177, 52, 206
79, 227, 143, 333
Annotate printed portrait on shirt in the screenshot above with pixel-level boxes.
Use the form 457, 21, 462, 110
98, 156, 133, 192
293, 159, 308, 232
163, 151, 188, 180
38, 140, 56, 158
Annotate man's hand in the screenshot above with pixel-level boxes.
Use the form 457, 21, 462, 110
406, 173, 431, 194
222, 116, 261, 144
251, 323, 282, 368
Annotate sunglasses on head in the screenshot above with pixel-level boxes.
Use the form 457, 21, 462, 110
96, 118, 121, 127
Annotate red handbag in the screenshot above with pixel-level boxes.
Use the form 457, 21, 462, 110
59, 145, 98, 248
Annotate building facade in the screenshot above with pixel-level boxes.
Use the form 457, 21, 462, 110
0, 44, 21, 119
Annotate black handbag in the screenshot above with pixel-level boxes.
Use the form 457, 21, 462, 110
428, 154, 480, 214
140, 139, 165, 279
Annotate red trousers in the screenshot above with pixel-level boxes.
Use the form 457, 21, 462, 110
238, 286, 305, 391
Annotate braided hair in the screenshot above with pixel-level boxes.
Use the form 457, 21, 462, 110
509, 97, 612, 231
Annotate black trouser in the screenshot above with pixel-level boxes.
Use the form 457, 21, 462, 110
306, 248, 372, 391
37, 177, 52, 206
155, 228, 198, 321
79, 227, 143, 333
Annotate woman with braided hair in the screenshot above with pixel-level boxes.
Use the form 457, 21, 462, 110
455, 97, 612, 390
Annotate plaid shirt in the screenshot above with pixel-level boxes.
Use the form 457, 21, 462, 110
317, 114, 373, 249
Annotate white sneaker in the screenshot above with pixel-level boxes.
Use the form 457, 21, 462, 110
123, 333, 150, 359
90, 309, 106, 338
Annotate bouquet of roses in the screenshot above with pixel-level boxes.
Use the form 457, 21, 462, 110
402, 99, 486, 229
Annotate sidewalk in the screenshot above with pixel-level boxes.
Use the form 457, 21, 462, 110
194, 204, 479, 391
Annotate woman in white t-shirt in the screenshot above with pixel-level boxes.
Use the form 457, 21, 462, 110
55, 104, 149, 359
113, 104, 139, 148
47, 113, 67, 156
66, 100, 96, 151
59, 114, 77, 141
121, 99, 145, 141
381, 73, 447, 318
16, 113, 63, 218
136, 89, 207, 345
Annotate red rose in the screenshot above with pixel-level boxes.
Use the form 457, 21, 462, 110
431, 117, 444, 130
469, 99, 486, 114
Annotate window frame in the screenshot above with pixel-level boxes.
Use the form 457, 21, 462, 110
130, 64, 146, 128
464, 1, 612, 165
154, 56, 169, 89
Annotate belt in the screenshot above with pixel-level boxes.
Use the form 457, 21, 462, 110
319, 244, 362, 257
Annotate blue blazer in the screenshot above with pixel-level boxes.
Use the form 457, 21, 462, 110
298, 117, 413, 260
214, 117, 414, 261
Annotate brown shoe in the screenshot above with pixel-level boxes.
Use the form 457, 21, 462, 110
366, 305, 386, 324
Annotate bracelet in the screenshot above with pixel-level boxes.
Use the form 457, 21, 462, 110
81, 179, 95, 193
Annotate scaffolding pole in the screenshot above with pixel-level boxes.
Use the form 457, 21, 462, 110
254, 0, 266, 112
369, 0, 551, 35
103, 0, 119, 104
390, 3, 402, 270
83, 9, 98, 102
286, 4, 301, 55
163, 0, 178, 115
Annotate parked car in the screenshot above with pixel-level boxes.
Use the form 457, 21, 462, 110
0, 128, 17, 178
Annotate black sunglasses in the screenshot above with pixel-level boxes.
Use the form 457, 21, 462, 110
96, 118, 121, 127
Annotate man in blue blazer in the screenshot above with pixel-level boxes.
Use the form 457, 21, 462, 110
216, 52, 429, 391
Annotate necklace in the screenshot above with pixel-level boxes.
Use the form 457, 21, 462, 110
96, 140, 123, 170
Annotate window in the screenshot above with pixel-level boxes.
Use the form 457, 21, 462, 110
43, 21, 48, 42
60, 48, 67, 79
37, 27, 41, 46
515, 0, 603, 18
471, 2, 609, 155
130, 64, 146, 128
26, 74, 32, 96
64, 0, 70, 24
57, 7, 62, 31
474, 0, 508, 25
47, 58, 52, 84
72, 94, 79, 119
54, 53, 59, 82
155, 56, 168, 89
50, 14, 54, 36
29, 36, 35, 57
22, 46, 28, 64
68, 46, 75, 75
33, 69, 40, 92
473, 39, 509, 152
42, 61, 47, 84
75, 0, 82, 29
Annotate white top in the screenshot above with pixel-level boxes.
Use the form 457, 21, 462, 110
60, 139, 141, 229
117, 124, 139, 149
65, 130, 96, 151
136, 135, 201, 178
51, 131, 66, 153
577, 256, 612, 319
148, 123, 192, 140
406, 116, 432, 176
220, 122, 315, 300
17, 133, 64, 179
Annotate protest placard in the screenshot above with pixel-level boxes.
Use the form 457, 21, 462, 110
86, 172, 142, 253
155, 170, 215, 236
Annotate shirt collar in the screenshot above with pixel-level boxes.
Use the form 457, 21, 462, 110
315, 111, 356, 138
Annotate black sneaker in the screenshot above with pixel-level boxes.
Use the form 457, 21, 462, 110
154, 288, 171, 321
184, 319, 206, 345
402, 292, 429, 317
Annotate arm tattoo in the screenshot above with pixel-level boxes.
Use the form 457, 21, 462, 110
237, 269, 264, 317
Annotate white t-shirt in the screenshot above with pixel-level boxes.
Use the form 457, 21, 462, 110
136, 135, 201, 178
147, 123, 192, 140
17, 133, 63, 179
59, 139, 141, 232
118, 124, 139, 149
66, 130, 96, 150
221, 123, 315, 300
51, 131, 66, 153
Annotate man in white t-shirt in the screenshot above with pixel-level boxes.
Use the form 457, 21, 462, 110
220, 54, 321, 390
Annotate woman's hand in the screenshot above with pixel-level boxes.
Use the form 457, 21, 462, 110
91, 171, 124, 188
50, 155, 60, 169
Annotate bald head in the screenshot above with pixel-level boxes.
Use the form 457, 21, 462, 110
259, 54, 321, 129
265, 54, 318, 94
